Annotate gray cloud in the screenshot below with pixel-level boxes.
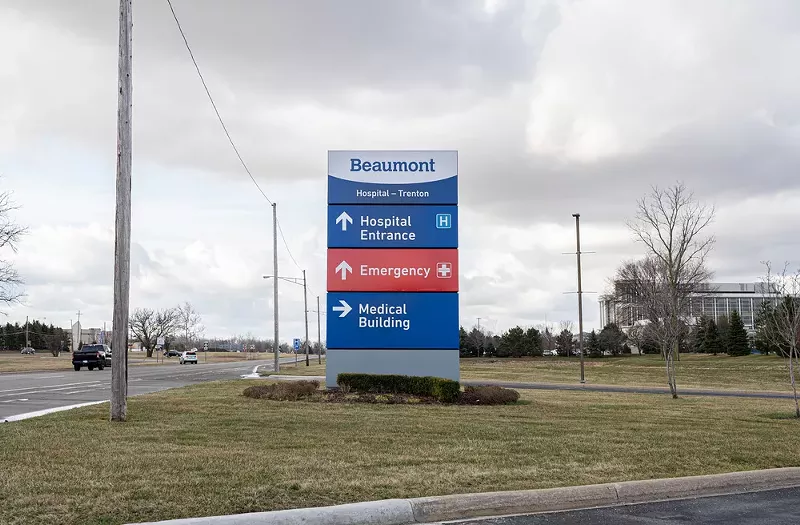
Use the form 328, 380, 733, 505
4, 0, 800, 338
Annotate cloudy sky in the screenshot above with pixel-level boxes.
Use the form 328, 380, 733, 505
1, 0, 799, 341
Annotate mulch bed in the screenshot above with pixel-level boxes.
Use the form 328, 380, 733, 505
318, 391, 440, 404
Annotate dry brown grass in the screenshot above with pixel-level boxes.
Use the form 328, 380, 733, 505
281, 355, 795, 393
1, 379, 798, 525
460, 354, 793, 392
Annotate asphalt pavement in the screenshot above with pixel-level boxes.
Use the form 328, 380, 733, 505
453, 487, 800, 525
0, 356, 298, 421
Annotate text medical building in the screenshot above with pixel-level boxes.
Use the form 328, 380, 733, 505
598, 282, 773, 333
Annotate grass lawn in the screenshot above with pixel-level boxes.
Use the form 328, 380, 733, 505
461, 354, 793, 392
278, 355, 795, 393
0, 351, 293, 374
1, 380, 799, 525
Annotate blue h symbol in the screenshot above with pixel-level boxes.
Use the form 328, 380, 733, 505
436, 214, 452, 229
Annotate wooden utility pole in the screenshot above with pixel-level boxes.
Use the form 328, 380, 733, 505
272, 203, 280, 373
111, 0, 133, 422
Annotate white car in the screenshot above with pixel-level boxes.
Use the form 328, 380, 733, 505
179, 351, 198, 365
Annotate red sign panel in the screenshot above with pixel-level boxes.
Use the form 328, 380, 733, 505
327, 248, 459, 292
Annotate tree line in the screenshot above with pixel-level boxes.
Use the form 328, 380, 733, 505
0, 320, 70, 355
129, 303, 325, 357
459, 323, 629, 358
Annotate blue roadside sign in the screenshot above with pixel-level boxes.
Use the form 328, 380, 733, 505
326, 292, 459, 350
293, 338, 301, 351
327, 205, 458, 248
328, 150, 458, 205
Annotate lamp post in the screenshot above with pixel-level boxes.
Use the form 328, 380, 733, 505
263, 272, 310, 367
573, 213, 585, 384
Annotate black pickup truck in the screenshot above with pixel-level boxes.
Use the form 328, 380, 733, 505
72, 344, 111, 371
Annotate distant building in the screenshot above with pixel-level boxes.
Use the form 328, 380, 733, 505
599, 282, 774, 333
70, 322, 112, 347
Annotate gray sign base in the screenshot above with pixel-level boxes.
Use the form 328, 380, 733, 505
325, 349, 459, 387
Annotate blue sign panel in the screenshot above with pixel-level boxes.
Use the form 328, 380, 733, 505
293, 338, 301, 351
326, 292, 459, 349
328, 150, 458, 205
327, 205, 459, 248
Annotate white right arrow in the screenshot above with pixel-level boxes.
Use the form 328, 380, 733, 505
332, 300, 352, 318
335, 211, 353, 231
335, 260, 352, 280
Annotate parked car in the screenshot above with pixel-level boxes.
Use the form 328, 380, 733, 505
179, 351, 198, 365
72, 344, 110, 371
20, 347, 35, 355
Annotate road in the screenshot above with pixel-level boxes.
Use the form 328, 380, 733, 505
0, 357, 299, 421
455, 487, 800, 525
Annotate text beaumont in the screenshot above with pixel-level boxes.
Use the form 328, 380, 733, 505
351, 158, 435, 173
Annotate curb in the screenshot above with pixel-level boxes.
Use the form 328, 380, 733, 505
128, 468, 800, 525
2, 401, 107, 423
129, 500, 415, 525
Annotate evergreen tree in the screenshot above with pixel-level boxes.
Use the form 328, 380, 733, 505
523, 327, 543, 357
555, 329, 574, 357
639, 323, 662, 355
599, 323, 627, 356
726, 310, 750, 357
717, 315, 730, 354
459, 326, 473, 358
704, 319, 722, 356
586, 330, 603, 358
498, 326, 526, 357
692, 317, 708, 353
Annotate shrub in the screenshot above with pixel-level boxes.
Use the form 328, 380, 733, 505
337, 373, 460, 403
243, 380, 319, 401
459, 386, 520, 405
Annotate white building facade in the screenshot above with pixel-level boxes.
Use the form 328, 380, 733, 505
599, 282, 772, 332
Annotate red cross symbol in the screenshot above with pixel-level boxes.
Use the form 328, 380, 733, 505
436, 262, 452, 279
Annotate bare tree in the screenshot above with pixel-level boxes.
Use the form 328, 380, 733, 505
760, 262, 800, 418
176, 301, 204, 347
536, 323, 557, 355
0, 190, 26, 305
129, 307, 179, 357
613, 183, 715, 398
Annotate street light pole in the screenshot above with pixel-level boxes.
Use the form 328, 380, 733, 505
272, 203, 280, 373
573, 213, 586, 384
303, 270, 310, 366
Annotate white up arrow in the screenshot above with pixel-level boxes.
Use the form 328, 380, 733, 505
335, 260, 352, 280
332, 300, 352, 318
335, 211, 353, 231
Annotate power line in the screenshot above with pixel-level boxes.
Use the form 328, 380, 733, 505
165, 0, 314, 290
277, 219, 302, 271
164, 0, 273, 206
